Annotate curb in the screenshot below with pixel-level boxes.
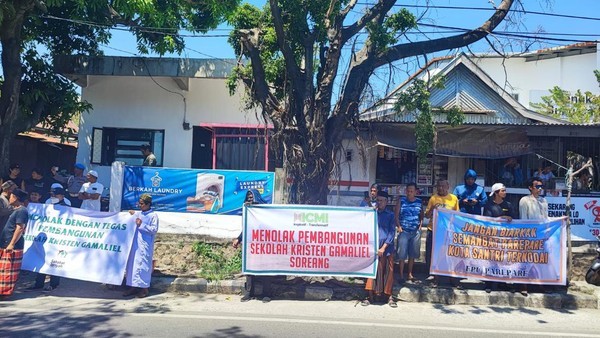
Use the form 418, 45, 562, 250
151, 276, 600, 309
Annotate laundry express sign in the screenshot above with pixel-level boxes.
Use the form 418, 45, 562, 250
121, 166, 275, 214
546, 196, 600, 241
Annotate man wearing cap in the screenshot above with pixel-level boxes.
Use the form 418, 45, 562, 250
141, 144, 157, 167
0, 181, 17, 234
78, 170, 104, 211
27, 186, 70, 292
483, 182, 517, 293
123, 193, 159, 298
52, 163, 87, 208
453, 169, 487, 216
45, 183, 72, 206
0, 189, 29, 298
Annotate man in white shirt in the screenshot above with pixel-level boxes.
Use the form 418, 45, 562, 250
78, 170, 104, 211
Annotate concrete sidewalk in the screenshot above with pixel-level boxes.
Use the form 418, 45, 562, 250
13, 270, 600, 310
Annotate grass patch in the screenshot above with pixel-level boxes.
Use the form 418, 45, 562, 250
192, 242, 241, 282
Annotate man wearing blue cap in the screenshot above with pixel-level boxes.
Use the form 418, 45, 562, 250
51, 163, 87, 208
453, 169, 487, 216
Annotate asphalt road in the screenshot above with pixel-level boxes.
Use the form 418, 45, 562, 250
1, 286, 600, 338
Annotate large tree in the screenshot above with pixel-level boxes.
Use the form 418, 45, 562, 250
228, 0, 516, 204
0, 0, 238, 174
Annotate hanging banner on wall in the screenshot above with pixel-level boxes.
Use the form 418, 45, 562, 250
431, 208, 567, 285
242, 205, 378, 278
21, 203, 136, 285
121, 166, 275, 214
546, 196, 600, 241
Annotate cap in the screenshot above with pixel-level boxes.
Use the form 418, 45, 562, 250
51, 187, 66, 196
51, 183, 63, 189
9, 163, 20, 170
74, 163, 85, 170
88, 170, 98, 178
1, 180, 16, 190
489, 183, 506, 196
12, 189, 28, 202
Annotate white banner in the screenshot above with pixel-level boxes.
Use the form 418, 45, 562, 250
22, 203, 136, 285
546, 196, 600, 241
242, 204, 378, 278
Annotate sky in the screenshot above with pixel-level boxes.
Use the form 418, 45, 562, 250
100, 0, 600, 60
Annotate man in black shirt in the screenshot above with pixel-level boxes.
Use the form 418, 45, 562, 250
483, 183, 517, 294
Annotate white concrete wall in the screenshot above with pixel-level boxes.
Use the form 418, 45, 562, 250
77, 75, 262, 191
473, 51, 599, 109
327, 138, 377, 206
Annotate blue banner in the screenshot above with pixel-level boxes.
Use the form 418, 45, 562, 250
121, 166, 274, 214
431, 209, 567, 285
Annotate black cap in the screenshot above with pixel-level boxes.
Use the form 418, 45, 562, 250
12, 189, 29, 202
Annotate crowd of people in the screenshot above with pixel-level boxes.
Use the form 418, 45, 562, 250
361, 169, 555, 306
0, 162, 158, 300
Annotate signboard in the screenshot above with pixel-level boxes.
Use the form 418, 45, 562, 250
546, 196, 600, 241
22, 203, 136, 285
242, 205, 378, 278
431, 208, 567, 285
121, 166, 274, 214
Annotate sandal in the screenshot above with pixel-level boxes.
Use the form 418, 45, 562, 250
388, 298, 398, 308
361, 299, 370, 306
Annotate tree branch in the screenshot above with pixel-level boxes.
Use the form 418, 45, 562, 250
375, 0, 514, 68
341, 0, 396, 44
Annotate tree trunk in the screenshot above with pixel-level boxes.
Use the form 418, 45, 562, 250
0, 3, 30, 175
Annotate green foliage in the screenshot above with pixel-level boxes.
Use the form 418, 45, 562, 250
394, 77, 464, 161
0, 0, 239, 150
192, 242, 242, 282
531, 78, 600, 124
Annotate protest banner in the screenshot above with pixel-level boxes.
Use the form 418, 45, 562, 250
546, 196, 600, 241
21, 203, 136, 285
121, 166, 274, 214
242, 205, 378, 278
431, 208, 567, 285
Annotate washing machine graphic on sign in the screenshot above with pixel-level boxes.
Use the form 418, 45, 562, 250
186, 173, 225, 213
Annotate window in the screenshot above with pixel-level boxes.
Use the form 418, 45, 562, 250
91, 127, 164, 166
192, 125, 269, 170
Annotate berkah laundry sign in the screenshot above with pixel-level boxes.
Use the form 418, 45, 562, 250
121, 166, 274, 214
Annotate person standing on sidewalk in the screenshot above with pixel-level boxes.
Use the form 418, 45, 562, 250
453, 169, 487, 216
51, 163, 86, 208
233, 190, 273, 302
0, 181, 17, 234
123, 194, 159, 298
0, 189, 29, 299
360, 183, 379, 209
78, 170, 103, 211
394, 183, 423, 284
27, 185, 72, 292
424, 180, 459, 288
363, 190, 396, 307
518, 176, 550, 296
483, 183, 516, 293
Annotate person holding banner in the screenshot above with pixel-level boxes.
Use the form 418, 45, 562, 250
233, 189, 274, 303
482, 182, 517, 293
123, 193, 159, 298
0, 189, 29, 298
425, 180, 459, 288
394, 183, 423, 284
363, 190, 396, 307
27, 185, 72, 292
518, 177, 551, 296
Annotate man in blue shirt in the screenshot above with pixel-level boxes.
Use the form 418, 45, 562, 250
394, 183, 423, 283
453, 169, 487, 215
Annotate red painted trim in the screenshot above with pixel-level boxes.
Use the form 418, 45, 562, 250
199, 122, 273, 129
330, 180, 370, 187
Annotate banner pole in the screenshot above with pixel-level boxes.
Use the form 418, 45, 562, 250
566, 165, 573, 286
